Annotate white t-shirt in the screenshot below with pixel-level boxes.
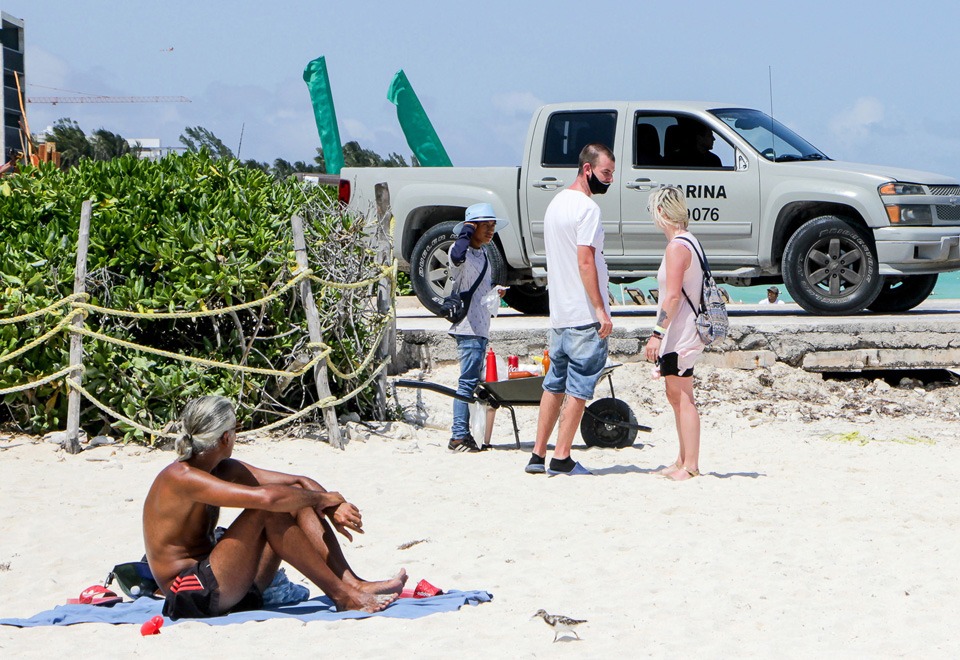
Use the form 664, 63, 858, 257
544, 189, 610, 328
447, 246, 492, 338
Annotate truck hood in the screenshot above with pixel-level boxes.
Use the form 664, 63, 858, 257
782, 159, 959, 185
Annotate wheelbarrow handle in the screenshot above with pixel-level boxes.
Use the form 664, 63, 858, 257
395, 379, 477, 404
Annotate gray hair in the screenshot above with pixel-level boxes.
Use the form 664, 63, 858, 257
175, 395, 236, 462
647, 185, 689, 230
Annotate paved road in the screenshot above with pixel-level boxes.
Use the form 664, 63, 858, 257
397, 298, 960, 333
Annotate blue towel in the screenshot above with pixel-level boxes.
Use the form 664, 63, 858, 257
0, 590, 493, 627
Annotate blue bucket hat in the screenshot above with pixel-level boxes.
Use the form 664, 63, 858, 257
453, 202, 509, 235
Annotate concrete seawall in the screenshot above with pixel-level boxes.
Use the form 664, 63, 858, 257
394, 299, 960, 374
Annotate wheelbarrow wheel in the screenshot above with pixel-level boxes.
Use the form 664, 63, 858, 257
581, 398, 638, 449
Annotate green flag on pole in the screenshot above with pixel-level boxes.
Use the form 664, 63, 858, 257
302, 56, 344, 175
387, 70, 452, 167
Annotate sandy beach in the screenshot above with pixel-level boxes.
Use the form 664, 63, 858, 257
2, 360, 959, 658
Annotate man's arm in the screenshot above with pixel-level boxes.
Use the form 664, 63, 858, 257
214, 459, 364, 539
175, 462, 345, 513
577, 245, 613, 339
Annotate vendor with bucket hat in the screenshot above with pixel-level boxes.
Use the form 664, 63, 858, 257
447, 202, 508, 453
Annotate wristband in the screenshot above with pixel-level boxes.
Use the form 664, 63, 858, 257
653, 325, 666, 337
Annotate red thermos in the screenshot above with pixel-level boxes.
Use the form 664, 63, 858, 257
485, 348, 498, 382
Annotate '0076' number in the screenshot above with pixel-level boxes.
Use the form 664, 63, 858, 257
687, 207, 720, 222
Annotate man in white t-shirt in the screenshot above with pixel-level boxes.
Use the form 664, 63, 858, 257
526, 143, 615, 476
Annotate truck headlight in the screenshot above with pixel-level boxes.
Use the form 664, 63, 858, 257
879, 182, 925, 195
885, 204, 933, 225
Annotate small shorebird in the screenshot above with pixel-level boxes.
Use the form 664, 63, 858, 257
532, 609, 587, 642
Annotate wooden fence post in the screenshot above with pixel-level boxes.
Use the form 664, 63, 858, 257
290, 214, 344, 449
64, 200, 91, 454
373, 182, 396, 420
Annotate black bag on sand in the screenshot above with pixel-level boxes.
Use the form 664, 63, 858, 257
439, 257, 488, 324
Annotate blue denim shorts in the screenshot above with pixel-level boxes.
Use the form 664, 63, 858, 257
542, 323, 608, 400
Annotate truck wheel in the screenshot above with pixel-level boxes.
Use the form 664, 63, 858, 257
410, 221, 506, 315
867, 274, 938, 313
502, 283, 550, 315
782, 216, 882, 315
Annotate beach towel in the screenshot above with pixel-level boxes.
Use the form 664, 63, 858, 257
0, 590, 492, 628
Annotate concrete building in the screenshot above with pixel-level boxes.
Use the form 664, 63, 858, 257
1, 11, 24, 163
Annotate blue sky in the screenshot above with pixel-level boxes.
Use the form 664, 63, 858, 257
5, 0, 960, 177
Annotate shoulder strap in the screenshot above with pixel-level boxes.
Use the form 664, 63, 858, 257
674, 236, 706, 315
464, 253, 489, 298
674, 235, 710, 275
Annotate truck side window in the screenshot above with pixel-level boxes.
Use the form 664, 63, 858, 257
542, 111, 617, 168
634, 113, 735, 169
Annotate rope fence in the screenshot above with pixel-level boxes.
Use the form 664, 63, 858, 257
0, 204, 397, 452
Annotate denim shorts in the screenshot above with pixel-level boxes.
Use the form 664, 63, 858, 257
542, 323, 608, 400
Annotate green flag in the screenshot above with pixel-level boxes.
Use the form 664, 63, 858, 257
302, 56, 344, 175
387, 70, 452, 167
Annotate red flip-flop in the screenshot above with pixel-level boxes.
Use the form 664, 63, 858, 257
67, 585, 123, 606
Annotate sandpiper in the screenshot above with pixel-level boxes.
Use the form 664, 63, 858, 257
532, 609, 587, 642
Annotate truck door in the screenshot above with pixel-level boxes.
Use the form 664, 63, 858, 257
522, 109, 624, 261
620, 111, 761, 264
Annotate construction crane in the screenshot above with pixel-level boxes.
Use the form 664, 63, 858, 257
27, 96, 191, 105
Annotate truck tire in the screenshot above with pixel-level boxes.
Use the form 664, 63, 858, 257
782, 216, 882, 315
502, 283, 550, 315
410, 221, 506, 315
867, 274, 938, 313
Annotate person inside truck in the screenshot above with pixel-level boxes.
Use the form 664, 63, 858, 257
664, 120, 721, 168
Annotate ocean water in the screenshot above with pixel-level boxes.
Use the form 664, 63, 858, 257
609, 272, 960, 305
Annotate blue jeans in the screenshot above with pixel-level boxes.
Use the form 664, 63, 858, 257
542, 323, 608, 400
452, 335, 487, 439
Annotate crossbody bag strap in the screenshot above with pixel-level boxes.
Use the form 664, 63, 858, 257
466, 255, 489, 298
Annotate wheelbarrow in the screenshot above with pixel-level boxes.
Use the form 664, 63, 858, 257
395, 364, 650, 449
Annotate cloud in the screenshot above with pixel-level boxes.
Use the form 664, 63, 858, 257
491, 91, 543, 117
829, 97, 884, 144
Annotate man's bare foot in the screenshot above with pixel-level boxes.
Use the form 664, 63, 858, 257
354, 569, 408, 596
337, 590, 398, 613
666, 466, 700, 481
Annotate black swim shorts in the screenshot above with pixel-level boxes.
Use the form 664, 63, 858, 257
658, 352, 694, 378
162, 557, 263, 620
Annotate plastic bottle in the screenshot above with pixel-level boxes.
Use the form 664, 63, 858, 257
485, 347, 498, 382
542, 349, 550, 376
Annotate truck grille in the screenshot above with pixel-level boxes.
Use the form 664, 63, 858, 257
929, 185, 960, 195
936, 205, 960, 221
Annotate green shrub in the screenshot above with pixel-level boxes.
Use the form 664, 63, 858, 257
0, 151, 388, 440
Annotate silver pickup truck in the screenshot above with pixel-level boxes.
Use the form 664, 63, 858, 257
339, 101, 960, 315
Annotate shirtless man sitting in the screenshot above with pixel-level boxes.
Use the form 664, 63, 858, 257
143, 395, 406, 620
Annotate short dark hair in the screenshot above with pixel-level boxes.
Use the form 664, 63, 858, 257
578, 143, 615, 174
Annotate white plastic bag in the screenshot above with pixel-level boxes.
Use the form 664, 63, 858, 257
469, 401, 487, 441
481, 287, 507, 317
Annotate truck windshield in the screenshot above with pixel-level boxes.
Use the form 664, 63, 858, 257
710, 108, 829, 162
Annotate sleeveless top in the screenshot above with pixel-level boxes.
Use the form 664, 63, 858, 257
655, 232, 705, 371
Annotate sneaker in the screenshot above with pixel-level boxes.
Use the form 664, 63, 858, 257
547, 461, 592, 477
448, 436, 481, 453
524, 454, 546, 474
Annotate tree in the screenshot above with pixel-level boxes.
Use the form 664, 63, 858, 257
179, 126, 234, 159
90, 128, 131, 161
48, 118, 92, 168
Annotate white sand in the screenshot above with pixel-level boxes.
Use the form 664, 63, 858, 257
1, 361, 959, 658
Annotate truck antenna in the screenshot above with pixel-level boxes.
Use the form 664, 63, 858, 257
768, 65, 778, 157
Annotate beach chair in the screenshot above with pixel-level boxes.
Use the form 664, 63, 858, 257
624, 287, 647, 305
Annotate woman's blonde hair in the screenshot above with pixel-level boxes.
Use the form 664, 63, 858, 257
647, 185, 689, 231
174, 395, 236, 462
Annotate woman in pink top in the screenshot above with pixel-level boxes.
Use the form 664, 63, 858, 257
643, 186, 705, 481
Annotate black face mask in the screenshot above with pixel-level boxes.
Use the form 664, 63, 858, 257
587, 170, 611, 195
